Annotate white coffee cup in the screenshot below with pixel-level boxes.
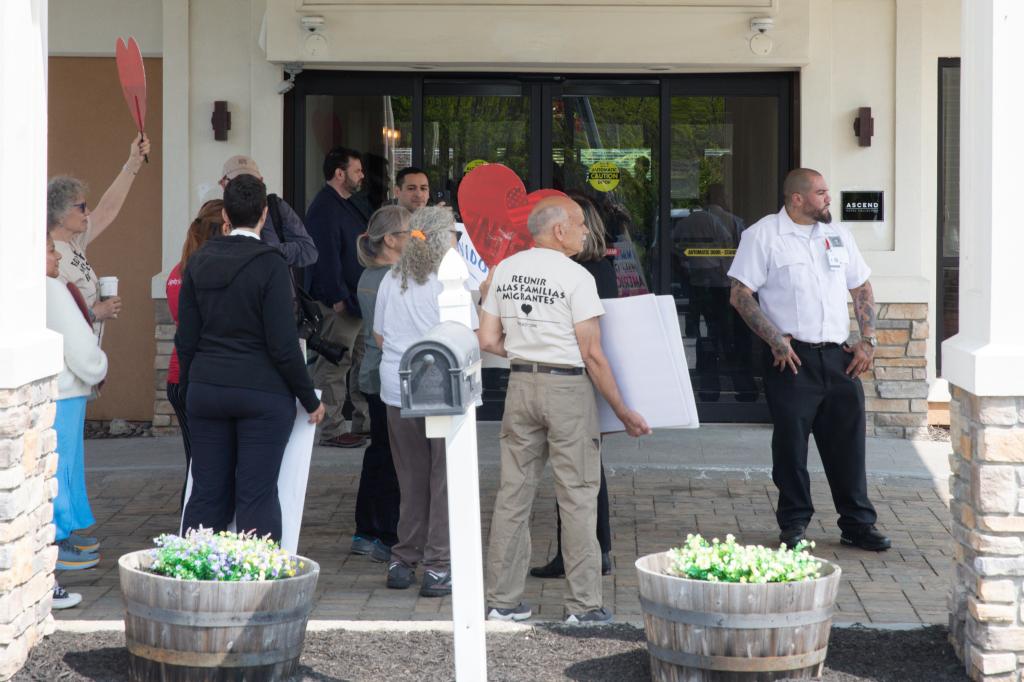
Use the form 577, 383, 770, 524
98, 276, 119, 299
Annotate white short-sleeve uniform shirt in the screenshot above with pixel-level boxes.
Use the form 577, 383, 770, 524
727, 207, 870, 345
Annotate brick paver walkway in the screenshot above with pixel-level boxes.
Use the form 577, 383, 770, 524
57, 444, 952, 625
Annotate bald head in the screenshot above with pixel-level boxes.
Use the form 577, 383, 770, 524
527, 196, 574, 238
783, 168, 822, 206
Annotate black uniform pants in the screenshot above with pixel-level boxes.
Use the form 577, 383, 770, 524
763, 342, 877, 534
354, 392, 401, 545
182, 382, 295, 542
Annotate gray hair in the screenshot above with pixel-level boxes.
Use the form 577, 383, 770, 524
357, 205, 411, 267
527, 203, 567, 238
392, 207, 454, 291
47, 176, 87, 230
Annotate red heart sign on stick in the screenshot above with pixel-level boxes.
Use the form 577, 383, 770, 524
115, 37, 148, 161
457, 164, 567, 268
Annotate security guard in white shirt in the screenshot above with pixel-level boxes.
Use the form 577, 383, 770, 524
727, 168, 891, 552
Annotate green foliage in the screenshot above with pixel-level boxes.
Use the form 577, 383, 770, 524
665, 534, 822, 584
148, 528, 302, 582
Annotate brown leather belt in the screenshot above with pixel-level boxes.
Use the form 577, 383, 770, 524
510, 363, 585, 376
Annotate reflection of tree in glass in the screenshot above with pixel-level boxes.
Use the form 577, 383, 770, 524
423, 96, 531, 214
670, 97, 728, 209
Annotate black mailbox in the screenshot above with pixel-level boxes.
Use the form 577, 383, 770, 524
399, 321, 482, 418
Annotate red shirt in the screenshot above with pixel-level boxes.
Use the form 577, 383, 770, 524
166, 263, 182, 384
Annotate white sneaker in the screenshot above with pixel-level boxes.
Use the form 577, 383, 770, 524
486, 602, 532, 621
52, 583, 82, 610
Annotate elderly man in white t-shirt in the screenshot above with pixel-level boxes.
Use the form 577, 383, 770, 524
478, 196, 650, 626
727, 168, 891, 553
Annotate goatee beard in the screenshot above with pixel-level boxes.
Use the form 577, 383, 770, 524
815, 209, 832, 224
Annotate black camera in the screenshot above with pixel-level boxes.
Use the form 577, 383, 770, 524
295, 289, 347, 365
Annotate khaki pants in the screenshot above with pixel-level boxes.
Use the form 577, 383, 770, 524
312, 303, 368, 438
485, 370, 602, 614
386, 405, 449, 571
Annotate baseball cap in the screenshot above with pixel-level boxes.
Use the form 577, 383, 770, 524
221, 155, 262, 180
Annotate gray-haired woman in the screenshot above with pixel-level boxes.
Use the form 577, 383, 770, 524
372, 207, 477, 598
350, 205, 412, 563
48, 134, 151, 325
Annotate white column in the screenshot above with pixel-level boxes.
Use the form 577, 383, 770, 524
425, 249, 487, 682
0, 1, 62, 388
152, 0, 190, 296
942, 0, 1024, 396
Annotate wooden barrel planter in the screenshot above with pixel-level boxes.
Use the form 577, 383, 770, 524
636, 552, 840, 681
118, 550, 319, 682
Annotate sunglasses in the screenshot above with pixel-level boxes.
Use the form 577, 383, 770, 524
73, 202, 88, 213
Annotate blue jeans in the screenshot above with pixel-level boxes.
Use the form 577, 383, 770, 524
53, 396, 94, 541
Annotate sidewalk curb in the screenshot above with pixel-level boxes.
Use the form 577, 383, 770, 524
52, 618, 934, 634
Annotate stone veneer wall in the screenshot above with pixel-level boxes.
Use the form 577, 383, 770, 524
152, 299, 932, 439
0, 377, 58, 680
948, 386, 1024, 681
152, 298, 177, 437
850, 302, 930, 439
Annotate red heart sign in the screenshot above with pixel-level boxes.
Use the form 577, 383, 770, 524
115, 37, 147, 133
457, 164, 566, 268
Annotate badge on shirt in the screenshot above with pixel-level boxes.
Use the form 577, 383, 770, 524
824, 232, 849, 271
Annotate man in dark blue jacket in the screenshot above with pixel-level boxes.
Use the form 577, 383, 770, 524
305, 147, 370, 447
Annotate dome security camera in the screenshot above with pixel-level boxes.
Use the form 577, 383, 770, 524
750, 17, 774, 33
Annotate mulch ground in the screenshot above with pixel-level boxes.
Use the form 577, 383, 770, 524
14, 624, 967, 681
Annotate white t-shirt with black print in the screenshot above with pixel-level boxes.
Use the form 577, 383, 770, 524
482, 247, 604, 367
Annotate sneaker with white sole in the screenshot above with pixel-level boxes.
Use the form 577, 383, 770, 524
56, 540, 99, 571
564, 606, 613, 625
420, 569, 452, 598
369, 539, 391, 563
52, 583, 82, 610
487, 602, 532, 621
386, 561, 415, 589
68, 533, 99, 552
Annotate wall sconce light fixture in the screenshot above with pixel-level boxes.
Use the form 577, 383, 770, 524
212, 101, 231, 141
853, 107, 874, 147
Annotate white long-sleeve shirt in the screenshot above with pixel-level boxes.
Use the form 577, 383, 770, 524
46, 277, 108, 399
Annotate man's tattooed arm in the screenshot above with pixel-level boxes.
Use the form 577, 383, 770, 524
729, 278, 785, 351
850, 280, 877, 339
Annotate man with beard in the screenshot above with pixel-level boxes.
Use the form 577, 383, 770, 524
306, 147, 371, 448
728, 168, 891, 552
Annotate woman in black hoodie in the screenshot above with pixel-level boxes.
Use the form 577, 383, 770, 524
176, 174, 325, 542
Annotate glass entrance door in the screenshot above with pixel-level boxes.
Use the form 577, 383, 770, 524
287, 72, 793, 423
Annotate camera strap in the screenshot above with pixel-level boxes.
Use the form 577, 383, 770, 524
268, 194, 318, 329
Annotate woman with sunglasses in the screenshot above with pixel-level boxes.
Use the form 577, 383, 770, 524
47, 133, 151, 326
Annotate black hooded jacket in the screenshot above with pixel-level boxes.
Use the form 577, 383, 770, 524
175, 234, 319, 412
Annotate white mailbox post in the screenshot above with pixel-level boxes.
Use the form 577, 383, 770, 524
426, 249, 487, 681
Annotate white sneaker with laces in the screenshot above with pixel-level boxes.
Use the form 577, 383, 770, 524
52, 583, 82, 610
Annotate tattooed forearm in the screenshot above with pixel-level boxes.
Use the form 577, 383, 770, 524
729, 278, 786, 351
851, 280, 877, 338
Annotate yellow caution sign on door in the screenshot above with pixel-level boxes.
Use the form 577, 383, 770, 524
587, 161, 621, 192
683, 248, 737, 257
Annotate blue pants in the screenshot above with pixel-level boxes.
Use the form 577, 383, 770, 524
182, 383, 295, 542
53, 396, 94, 541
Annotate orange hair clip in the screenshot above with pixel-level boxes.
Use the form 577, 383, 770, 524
410, 229, 426, 240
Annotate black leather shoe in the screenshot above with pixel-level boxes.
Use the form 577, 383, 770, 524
840, 526, 892, 551
779, 527, 806, 549
530, 555, 564, 579
601, 552, 612, 576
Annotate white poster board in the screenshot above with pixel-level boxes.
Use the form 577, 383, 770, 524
180, 392, 319, 554
454, 222, 490, 290
595, 294, 698, 432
